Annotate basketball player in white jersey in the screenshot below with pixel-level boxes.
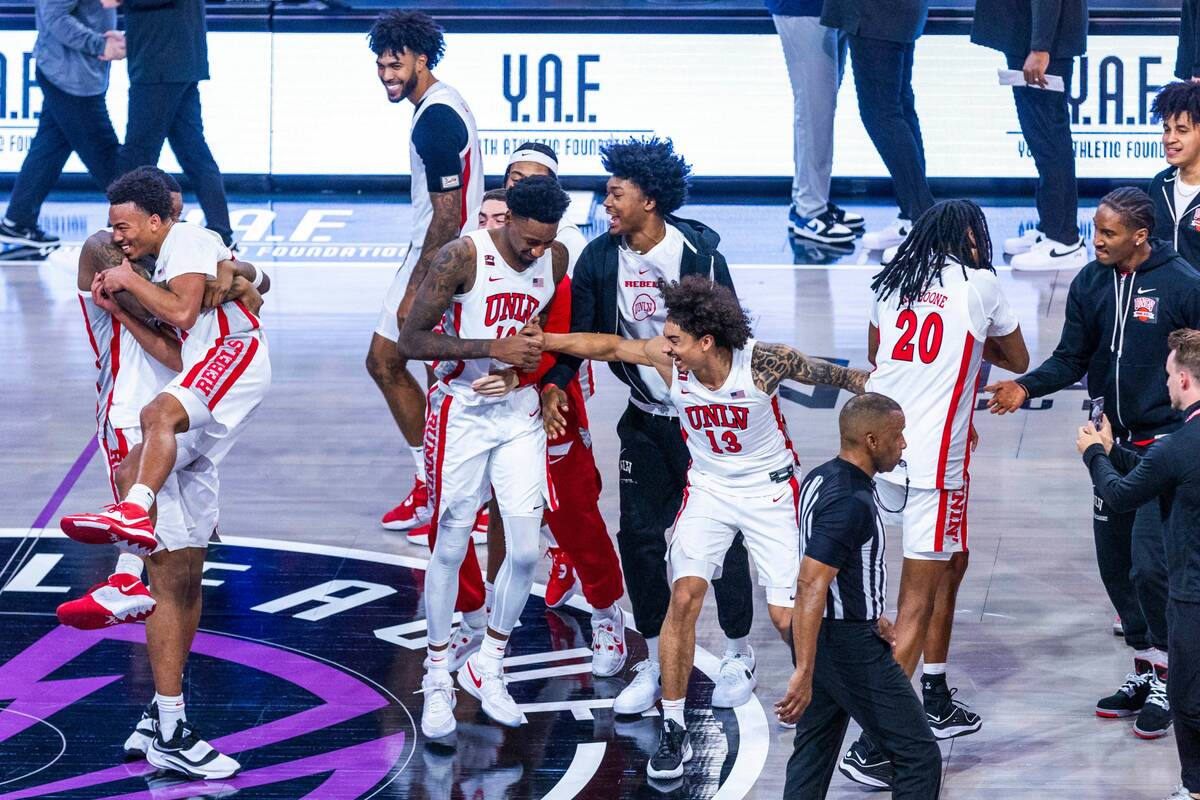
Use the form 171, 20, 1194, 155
366, 11, 485, 535
840, 200, 1029, 788
544, 275, 869, 779
397, 175, 571, 739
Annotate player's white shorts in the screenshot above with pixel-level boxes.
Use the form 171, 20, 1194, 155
875, 477, 968, 561
424, 385, 552, 530
163, 331, 270, 459
667, 476, 801, 608
104, 425, 221, 552
374, 252, 416, 342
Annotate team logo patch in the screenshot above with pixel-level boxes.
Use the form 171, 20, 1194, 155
484, 254, 495, 267
631, 293, 657, 321
1133, 296, 1158, 323
0, 531, 767, 798
1192, 207, 1200, 232
440, 174, 461, 190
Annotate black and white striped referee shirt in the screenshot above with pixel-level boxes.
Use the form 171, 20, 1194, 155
798, 457, 887, 621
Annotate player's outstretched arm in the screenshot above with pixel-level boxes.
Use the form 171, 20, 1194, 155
543, 332, 666, 368
752, 341, 868, 396
398, 237, 542, 371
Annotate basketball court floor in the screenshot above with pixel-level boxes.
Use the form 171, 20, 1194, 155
0, 194, 1181, 799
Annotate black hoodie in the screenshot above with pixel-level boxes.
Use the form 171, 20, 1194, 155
542, 215, 734, 405
1149, 165, 1200, 272
1018, 239, 1200, 440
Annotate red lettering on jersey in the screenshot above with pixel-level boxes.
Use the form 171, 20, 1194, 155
484, 292, 541, 327
192, 339, 246, 395
917, 291, 947, 308
623, 280, 659, 288
944, 486, 967, 544
684, 403, 750, 431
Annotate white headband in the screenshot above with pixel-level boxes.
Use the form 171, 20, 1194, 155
508, 149, 559, 174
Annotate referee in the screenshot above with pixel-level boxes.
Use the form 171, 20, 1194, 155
778, 393, 941, 800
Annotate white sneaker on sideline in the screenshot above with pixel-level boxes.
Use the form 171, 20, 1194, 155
711, 648, 757, 708
590, 606, 628, 677
1010, 236, 1087, 271
613, 659, 662, 715
861, 218, 911, 251
1003, 228, 1043, 255
881, 245, 899, 266
458, 653, 523, 727
419, 669, 458, 738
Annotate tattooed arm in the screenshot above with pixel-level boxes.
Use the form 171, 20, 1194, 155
751, 341, 869, 396
397, 237, 543, 370
398, 189, 463, 323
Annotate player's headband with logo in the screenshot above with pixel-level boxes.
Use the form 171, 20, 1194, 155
508, 149, 559, 174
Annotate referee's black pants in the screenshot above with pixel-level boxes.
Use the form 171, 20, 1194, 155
784, 620, 941, 800
1169, 597, 1200, 793
615, 402, 754, 640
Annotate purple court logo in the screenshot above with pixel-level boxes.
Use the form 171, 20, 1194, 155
0, 533, 769, 799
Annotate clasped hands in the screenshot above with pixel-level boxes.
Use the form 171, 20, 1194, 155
470, 321, 548, 400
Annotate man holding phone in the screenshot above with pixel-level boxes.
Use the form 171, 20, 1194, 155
986, 188, 1200, 740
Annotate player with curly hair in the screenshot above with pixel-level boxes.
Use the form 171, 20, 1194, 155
1150, 80, 1200, 271
545, 274, 869, 779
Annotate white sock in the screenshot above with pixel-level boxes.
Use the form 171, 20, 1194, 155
425, 640, 449, 672
155, 693, 185, 740
478, 633, 507, 671
725, 635, 752, 658
592, 604, 621, 624
484, 581, 494, 615
113, 552, 143, 578
124, 484, 155, 513
923, 662, 947, 676
645, 636, 660, 665
410, 446, 426, 484
462, 605, 487, 630
661, 697, 686, 728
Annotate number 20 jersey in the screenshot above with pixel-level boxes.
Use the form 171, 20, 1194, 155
434, 228, 556, 406
867, 260, 1018, 490
670, 339, 798, 496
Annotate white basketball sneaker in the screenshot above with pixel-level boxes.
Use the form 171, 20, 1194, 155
711, 647, 757, 708
146, 721, 241, 780
1003, 228, 1043, 255
613, 659, 662, 715
590, 606, 628, 678
418, 669, 458, 739
123, 702, 158, 759
448, 621, 485, 672
1010, 236, 1088, 271
458, 653, 523, 727
861, 218, 912, 251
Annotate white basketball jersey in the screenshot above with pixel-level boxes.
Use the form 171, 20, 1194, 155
407, 82, 484, 269
434, 229, 556, 406
670, 340, 798, 496
867, 260, 1018, 490
78, 293, 175, 432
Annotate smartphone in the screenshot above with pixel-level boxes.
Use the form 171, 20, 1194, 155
1090, 397, 1105, 430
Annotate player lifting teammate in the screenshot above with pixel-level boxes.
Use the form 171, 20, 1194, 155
840, 200, 1028, 788
545, 275, 868, 779
397, 175, 570, 739
366, 11, 485, 536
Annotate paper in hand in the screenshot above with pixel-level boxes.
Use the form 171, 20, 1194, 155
998, 68, 1065, 92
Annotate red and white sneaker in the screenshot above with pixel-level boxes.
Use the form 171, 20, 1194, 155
544, 548, 578, 609
406, 522, 431, 547
56, 574, 156, 629
60, 503, 157, 556
591, 606, 628, 677
381, 478, 431, 532
471, 506, 489, 545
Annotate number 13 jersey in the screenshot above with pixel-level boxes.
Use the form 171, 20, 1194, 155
670, 339, 798, 496
434, 228, 556, 406
867, 259, 1018, 490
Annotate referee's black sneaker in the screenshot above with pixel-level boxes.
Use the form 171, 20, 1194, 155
1133, 669, 1173, 739
922, 676, 982, 739
823, 202, 866, 232
146, 721, 241, 780
0, 219, 59, 249
1096, 660, 1154, 718
646, 719, 692, 780
838, 736, 892, 790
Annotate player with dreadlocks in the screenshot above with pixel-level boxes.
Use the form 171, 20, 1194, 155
1150, 80, 1200, 272
838, 199, 1029, 790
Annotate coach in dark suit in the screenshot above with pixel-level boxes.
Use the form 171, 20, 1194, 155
118, 0, 232, 245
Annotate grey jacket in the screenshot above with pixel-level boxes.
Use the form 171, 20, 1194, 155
971, 0, 1088, 59
820, 0, 929, 44
33, 0, 116, 97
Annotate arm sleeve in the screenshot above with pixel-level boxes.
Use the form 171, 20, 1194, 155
542, 244, 599, 389
1030, 0, 1063, 52
39, 0, 106, 55
1085, 441, 1175, 514
1017, 272, 1096, 398
802, 492, 869, 571
411, 105, 469, 194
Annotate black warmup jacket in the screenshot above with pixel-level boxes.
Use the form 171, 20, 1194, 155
1018, 240, 1200, 440
1149, 166, 1200, 273
542, 215, 734, 405
1086, 400, 1200, 602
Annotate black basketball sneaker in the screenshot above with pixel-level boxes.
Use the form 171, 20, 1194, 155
646, 719, 692, 780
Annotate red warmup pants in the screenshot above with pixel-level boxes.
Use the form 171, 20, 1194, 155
427, 381, 624, 613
